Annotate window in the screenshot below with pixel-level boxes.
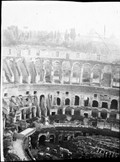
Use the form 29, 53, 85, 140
110, 99, 118, 110
74, 96, 79, 106
65, 98, 70, 105
92, 100, 98, 107
57, 97, 61, 106
101, 110, 107, 119
102, 102, 108, 108
52, 112, 56, 116
94, 94, 97, 98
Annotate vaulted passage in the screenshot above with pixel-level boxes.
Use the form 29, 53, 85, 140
92, 100, 98, 107
91, 109, 98, 118
110, 99, 118, 110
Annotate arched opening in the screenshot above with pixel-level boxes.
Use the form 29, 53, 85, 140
21, 109, 24, 119
92, 100, 98, 107
58, 135, 62, 143
110, 99, 118, 110
110, 111, 117, 120
84, 97, 89, 107
39, 135, 46, 145
49, 135, 55, 143
102, 102, 108, 109
32, 107, 35, 118
91, 65, 101, 84
74, 96, 79, 106
65, 98, 70, 106
74, 109, 80, 116
43, 60, 51, 83
101, 110, 107, 119
57, 97, 61, 106
58, 108, 63, 115
82, 64, 91, 83
101, 65, 112, 87
34, 58, 44, 82
26, 108, 31, 119
112, 67, 120, 88
62, 61, 71, 84
91, 109, 98, 118
65, 107, 72, 116
71, 63, 81, 84
52, 61, 61, 83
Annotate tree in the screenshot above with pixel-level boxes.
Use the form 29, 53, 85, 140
70, 28, 76, 41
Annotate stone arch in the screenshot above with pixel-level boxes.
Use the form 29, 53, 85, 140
49, 134, 55, 143
74, 108, 80, 116
91, 109, 98, 118
27, 59, 37, 83
109, 111, 117, 120
71, 62, 81, 84
110, 99, 118, 110
101, 65, 112, 87
57, 108, 63, 115
62, 61, 71, 84
74, 95, 80, 106
112, 67, 120, 88
82, 63, 91, 83
38, 134, 47, 145
100, 109, 107, 119
52, 61, 61, 83
43, 60, 52, 83
57, 97, 61, 106
91, 64, 101, 84
101, 102, 108, 109
92, 100, 99, 107
34, 58, 44, 82
65, 98, 70, 106
65, 106, 72, 116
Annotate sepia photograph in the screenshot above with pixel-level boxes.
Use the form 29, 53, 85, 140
1, 1, 120, 161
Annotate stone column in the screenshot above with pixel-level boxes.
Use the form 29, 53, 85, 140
63, 108, 65, 115
24, 109, 26, 120
107, 112, 110, 118
71, 109, 74, 115
98, 111, 101, 118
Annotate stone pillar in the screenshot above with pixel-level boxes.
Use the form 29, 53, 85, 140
98, 111, 101, 118
63, 108, 65, 115
24, 109, 26, 120
116, 113, 119, 120
107, 112, 110, 118
71, 109, 74, 115
29, 107, 32, 118
34, 107, 36, 117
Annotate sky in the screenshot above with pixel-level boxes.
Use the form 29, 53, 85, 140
2, 1, 120, 39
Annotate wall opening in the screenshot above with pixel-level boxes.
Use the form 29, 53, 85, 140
91, 109, 98, 118
102, 102, 108, 109
101, 110, 107, 119
110, 99, 118, 110
57, 97, 61, 106
49, 135, 55, 143
84, 97, 89, 107
58, 108, 63, 115
92, 100, 98, 107
65, 98, 70, 105
65, 108, 72, 116
51, 112, 56, 116
74, 109, 80, 116
74, 95, 79, 106
39, 135, 46, 145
